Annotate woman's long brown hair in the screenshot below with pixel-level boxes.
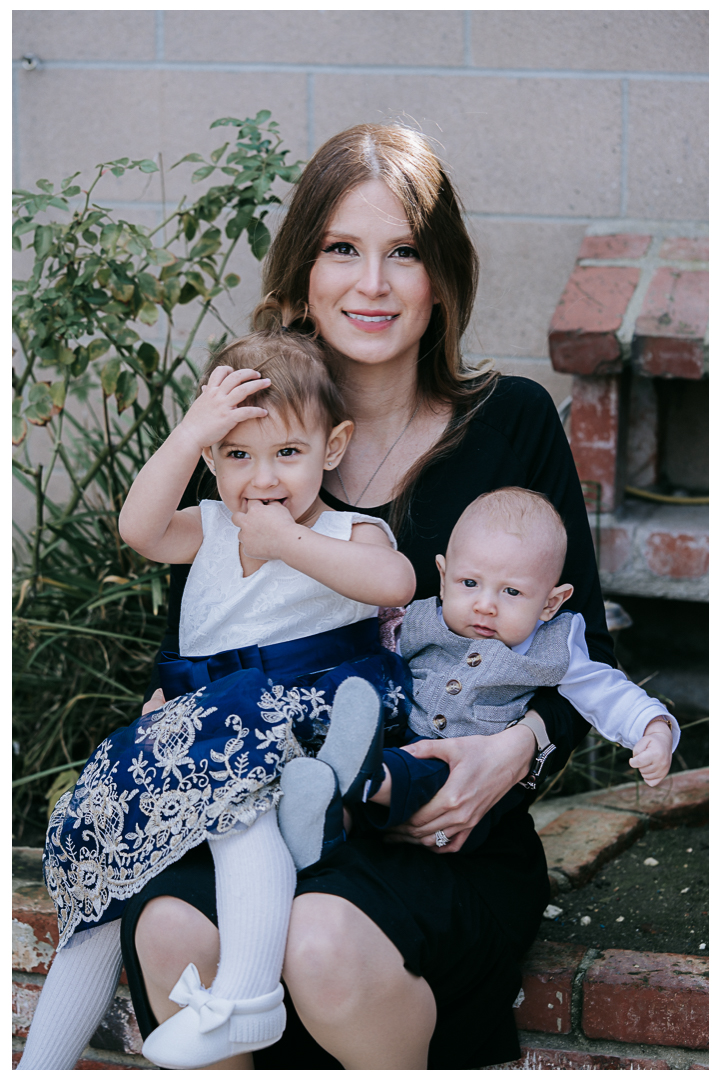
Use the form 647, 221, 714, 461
255, 123, 499, 536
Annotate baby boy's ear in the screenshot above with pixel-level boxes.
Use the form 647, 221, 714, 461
435, 554, 446, 599
540, 582, 574, 621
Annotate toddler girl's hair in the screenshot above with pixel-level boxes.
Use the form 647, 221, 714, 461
199, 296, 349, 434
453, 487, 568, 579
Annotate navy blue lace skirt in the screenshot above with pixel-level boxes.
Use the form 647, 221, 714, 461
44, 619, 410, 949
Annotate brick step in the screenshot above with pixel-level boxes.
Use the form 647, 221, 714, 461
12, 769, 709, 1069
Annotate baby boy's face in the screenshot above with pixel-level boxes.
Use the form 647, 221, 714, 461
437, 523, 570, 648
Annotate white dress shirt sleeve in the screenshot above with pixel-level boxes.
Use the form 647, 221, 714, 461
557, 614, 680, 752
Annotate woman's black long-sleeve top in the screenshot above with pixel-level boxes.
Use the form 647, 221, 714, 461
155, 376, 614, 778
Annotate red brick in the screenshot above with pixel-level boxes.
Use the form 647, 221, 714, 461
658, 238, 708, 262
643, 531, 709, 579
12, 979, 41, 1038
515, 940, 584, 1034
12, 1051, 144, 1070
579, 234, 651, 260
582, 950, 708, 1050
635, 268, 708, 379
549, 267, 639, 375
499, 1045, 670, 1069
569, 376, 625, 512
598, 527, 632, 573
587, 767, 708, 826
538, 808, 644, 886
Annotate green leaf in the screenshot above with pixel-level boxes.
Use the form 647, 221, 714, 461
26, 382, 55, 425
147, 248, 176, 267
12, 218, 36, 237
252, 173, 272, 199
61, 172, 81, 190
33, 225, 54, 259
137, 342, 159, 374
189, 227, 222, 260
191, 165, 216, 184
183, 216, 197, 241
226, 209, 252, 239
210, 117, 243, 129
137, 301, 159, 326
71, 346, 90, 376
115, 370, 138, 413
63, 186, 82, 198
163, 277, 182, 309
210, 142, 229, 164
101, 357, 121, 396
36, 179, 54, 193
178, 281, 199, 305
88, 338, 111, 362
137, 272, 164, 302
224, 273, 240, 288
255, 110, 272, 124
108, 276, 134, 303
184, 270, 208, 298
47, 196, 70, 210
111, 167, 125, 178
135, 159, 159, 173
12, 235, 21, 251
172, 152, 205, 168
247, 218, 271, 261
12, 398, 27, 446
126, 235, 146, 257
115, 328, 140, 346
82, 229, 99, 245
50, 381, 67, 411
57, 346, 76, 367
99, 223, 122, 254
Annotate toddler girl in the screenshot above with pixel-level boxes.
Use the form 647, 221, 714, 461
20, 311, 415, 1070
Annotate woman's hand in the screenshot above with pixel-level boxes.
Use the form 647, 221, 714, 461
386, 723, 537, 853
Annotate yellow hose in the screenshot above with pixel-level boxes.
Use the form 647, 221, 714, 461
625, 485, 708, 506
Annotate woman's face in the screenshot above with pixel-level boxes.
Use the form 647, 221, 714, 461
308, 180, 436, 371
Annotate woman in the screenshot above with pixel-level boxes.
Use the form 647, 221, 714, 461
124, 124, 613, 1070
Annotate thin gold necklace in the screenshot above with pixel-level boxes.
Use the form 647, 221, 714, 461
336, 404, 419, 507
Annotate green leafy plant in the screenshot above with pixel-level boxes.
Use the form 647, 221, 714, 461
12, 112, 302, 843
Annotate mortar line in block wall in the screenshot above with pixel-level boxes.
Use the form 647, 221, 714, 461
620, 78, 629, 217
10, 58, 709, 82
463, 12, 473, 67
616, 235, 665, 348
306, 72, 315, 157
155, 10, 165, 62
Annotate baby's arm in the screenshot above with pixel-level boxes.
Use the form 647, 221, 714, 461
233, 502, 416, 607
119, 366, 269, 563
557, 614, 679, 786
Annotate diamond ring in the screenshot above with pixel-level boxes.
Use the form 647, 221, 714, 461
435, 830, 450, 847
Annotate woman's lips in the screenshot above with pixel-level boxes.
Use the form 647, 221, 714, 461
343, 310, 399, 333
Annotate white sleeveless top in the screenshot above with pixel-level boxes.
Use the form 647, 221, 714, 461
179, 500, 396, 657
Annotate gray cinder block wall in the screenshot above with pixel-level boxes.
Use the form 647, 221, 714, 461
13, 11, 708, 400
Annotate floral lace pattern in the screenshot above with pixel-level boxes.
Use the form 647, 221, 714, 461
45, 683, 305, 949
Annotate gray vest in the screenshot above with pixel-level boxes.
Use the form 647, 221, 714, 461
399, 597, 574, 739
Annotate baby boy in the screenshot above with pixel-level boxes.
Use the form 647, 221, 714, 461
362, 487, 678, 850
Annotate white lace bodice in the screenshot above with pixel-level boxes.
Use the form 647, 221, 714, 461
179, 501, 396, 657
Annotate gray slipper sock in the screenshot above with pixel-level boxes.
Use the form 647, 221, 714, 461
317, 676, 383, 798
278, 758, 341, 870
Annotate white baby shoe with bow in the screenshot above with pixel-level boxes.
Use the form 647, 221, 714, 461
141, 962, 286, 1068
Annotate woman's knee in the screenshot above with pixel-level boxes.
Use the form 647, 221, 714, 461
135, 897, 219, 984
284, 894, 403, 1008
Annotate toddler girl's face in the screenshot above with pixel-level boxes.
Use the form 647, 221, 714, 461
203, 408, 350, 528
437, 524, 571, 648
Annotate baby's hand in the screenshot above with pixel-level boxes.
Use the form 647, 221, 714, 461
233, 499, 299, 561
629, 718, 673, 787
180, 366, 270, 450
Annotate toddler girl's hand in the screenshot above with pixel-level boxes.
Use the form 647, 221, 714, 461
233, 500, 299, 562
180, 366, 270, 449
629, 718, 673, 787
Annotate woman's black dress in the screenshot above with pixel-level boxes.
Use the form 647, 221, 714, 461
120, 376, 614, 1068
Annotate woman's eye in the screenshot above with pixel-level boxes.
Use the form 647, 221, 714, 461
277, 447, 298, 457
462, 579, 477, 588
322, 241, 357, 256
504, 587, 520, 596
391, 245, 419, 259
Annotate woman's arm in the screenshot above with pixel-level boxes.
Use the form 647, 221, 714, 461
233, 502, 416, 607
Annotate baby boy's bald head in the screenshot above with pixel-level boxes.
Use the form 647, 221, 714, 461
449, 488, 568, 590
